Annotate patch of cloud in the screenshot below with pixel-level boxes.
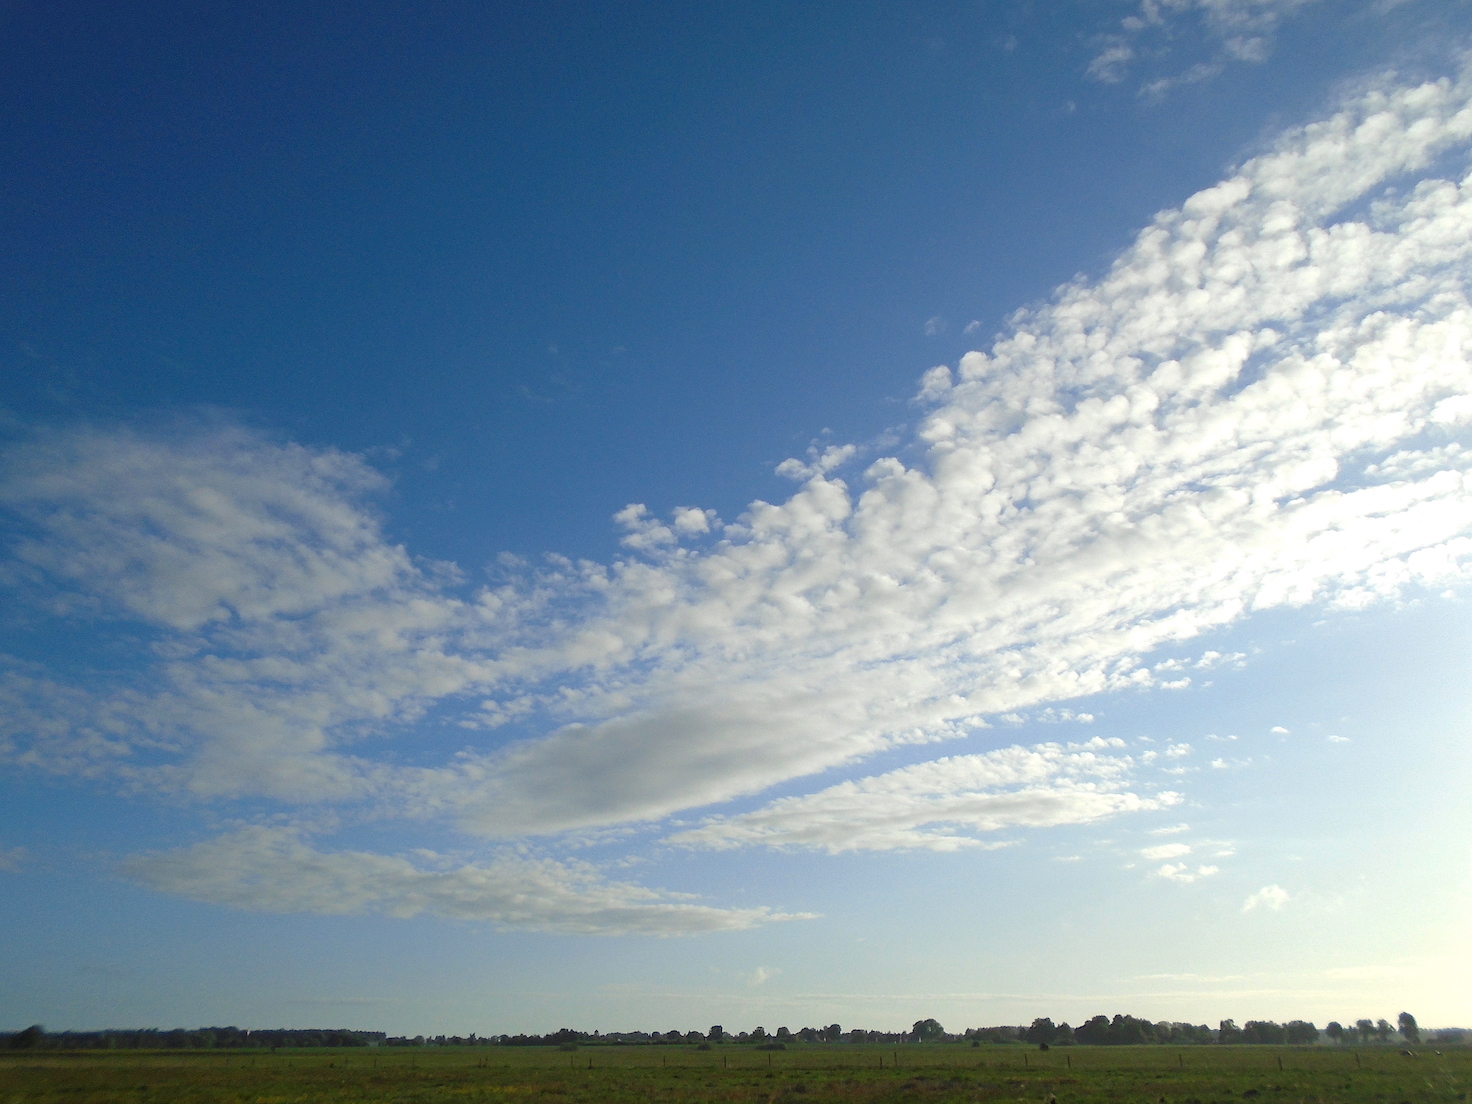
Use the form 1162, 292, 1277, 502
916, 366, 954, 404
1089, 0, 1324, 92
1155, 861, 1220, 883
1270, 725, 1290, 734
1068, 736, 1123, 750
0, 846, 26, 872
747, 966, 781, 986
1038, 709, 1096, 724
773, 442, 858, 482
664, 742, 1179, 853
1140, 61, 1226, 101
123, 827, 808, 936
1141, 842, 1193, 860
924, 316, 946, 337
1242, 883, 1291, 911
1327, 734, 1351, 742
0, 67, 1469, 884
1148, 822, 1191, 834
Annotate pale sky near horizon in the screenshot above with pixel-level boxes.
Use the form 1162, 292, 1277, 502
2, 0, 1471, 1037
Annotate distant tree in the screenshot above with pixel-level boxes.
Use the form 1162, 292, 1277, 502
1376, 1019, 1393, 1043
1109, 1014, 1152, 1045
775, 1027, 792, 1042
911, 1019, 945, 1043
750, 1027, 766, 1042
1026, 1018, 1057, 1046
1218, 1019, 1243, 1044
1242, 1021, 1286, 1045
708, 1026, 724, 1043
9, 1026, 43, 1051
1355, 1019, 1375, 1044
1398, 1013, 1419, 1045
824, 1024, 842, 1043
1053, 1023, 1074, 1045
1325, 1022, 1344, 1044
1285, 1021, 1318, 1045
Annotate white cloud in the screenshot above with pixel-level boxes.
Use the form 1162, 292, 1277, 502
924, 315, 946, 337
1327, 734, 1350, 742
747, 966, 780, 986
1242, 883, 1291, 911
1155, 862, 1220, 883
123, 827, 808, 936
665, 742, 1179, 853
0, 65, 1469, 913
1271, 725, 1290, 733
1141, 842, 1193, 860
0, 846, 25, 872
1148, 822, 1191, 834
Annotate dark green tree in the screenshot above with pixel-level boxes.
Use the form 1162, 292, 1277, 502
1285, 1021, 1318, 1045
1026, 1018, 1057, 1046
911, 1018, 945, 1043
1325, 1022, 1344, 1044
8, 1026, 43, 1051
1398, 1013, 1419, 1045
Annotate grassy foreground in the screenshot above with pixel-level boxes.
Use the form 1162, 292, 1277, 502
2, 1044, 1467, 1104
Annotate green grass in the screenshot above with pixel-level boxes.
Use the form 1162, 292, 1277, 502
2, 1045, 1467, 1104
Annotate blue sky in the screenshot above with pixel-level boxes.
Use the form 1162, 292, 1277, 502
2, 0, 1471, 1036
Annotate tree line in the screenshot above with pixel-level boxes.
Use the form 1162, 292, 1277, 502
7, 1013, 1462, 1052
1, 1026, 384, 1051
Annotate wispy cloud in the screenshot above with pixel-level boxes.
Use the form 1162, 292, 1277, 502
1088, 0, 1323, 91
747, 966, 781, 986
1242, 884, 1290, 911
1141, 842, 1193, 860
123, 827, 811, 935
665, 743, 1177, 853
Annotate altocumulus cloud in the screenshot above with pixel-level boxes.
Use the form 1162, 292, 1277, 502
4, 66, 1472, 930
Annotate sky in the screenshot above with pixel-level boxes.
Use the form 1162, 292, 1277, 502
2, 0, 1471, 1037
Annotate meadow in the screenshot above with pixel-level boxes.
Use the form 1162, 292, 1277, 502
3, 1044, 1468, 1104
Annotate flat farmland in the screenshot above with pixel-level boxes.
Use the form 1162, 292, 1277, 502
2, 1045, 1466, 1104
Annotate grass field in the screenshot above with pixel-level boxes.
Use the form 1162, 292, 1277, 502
2, 1045, 1466, 1104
